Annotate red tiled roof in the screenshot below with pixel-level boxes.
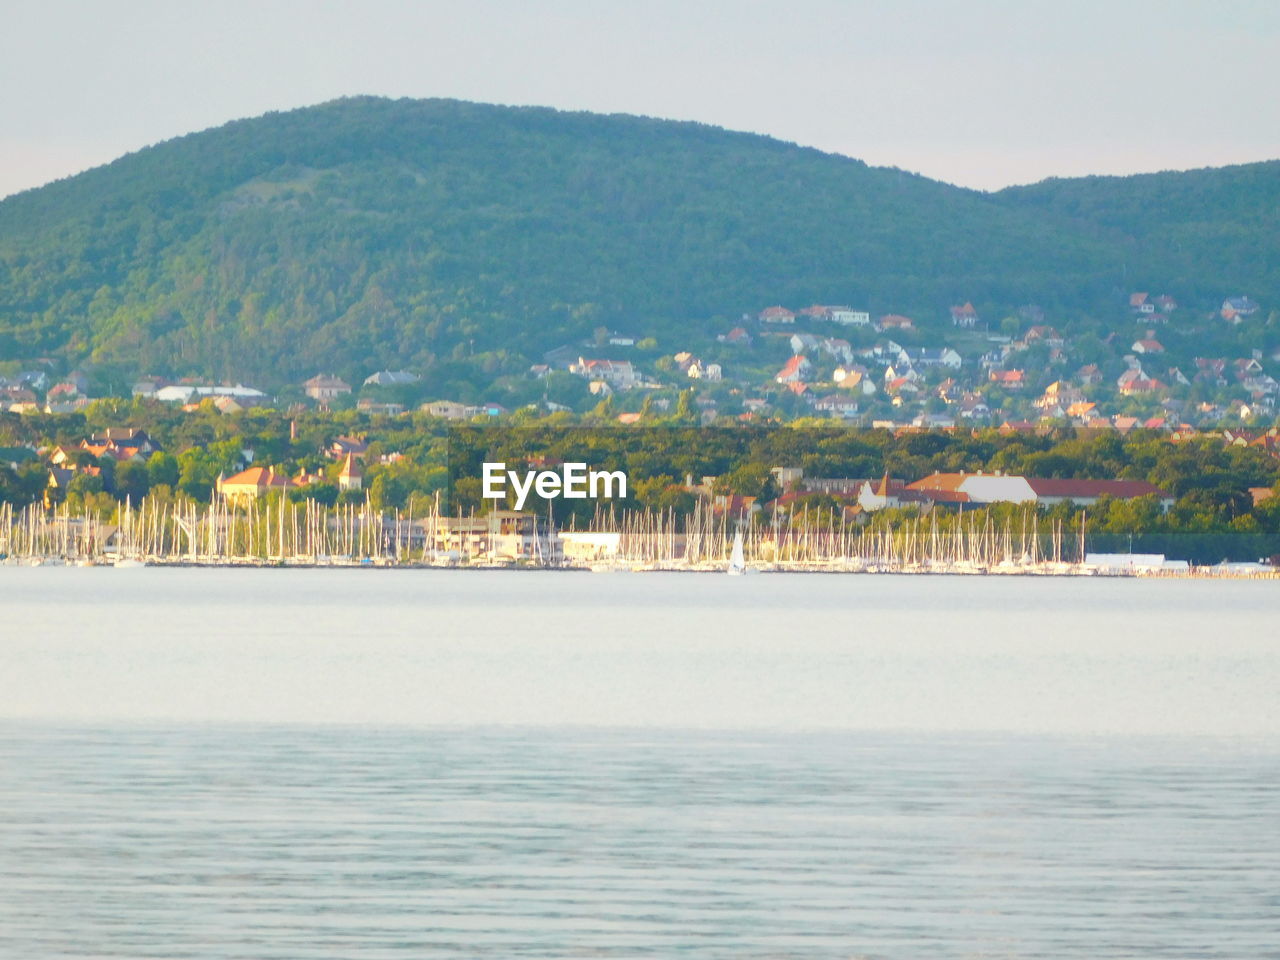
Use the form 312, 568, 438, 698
1023, 478, 1169, 499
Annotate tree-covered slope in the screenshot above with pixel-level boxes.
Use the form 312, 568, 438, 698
995, 160, 1280, 304
0, 97, 1274, 387
0, 96, 1123, 383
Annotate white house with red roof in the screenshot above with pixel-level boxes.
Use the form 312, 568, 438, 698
1131, 333, 1165, 354
718, 326, 753, 345
774, 355, 813, 383
1130, 292, 1155, 314
570, 357, 637, 389
759, 306, 796, 325
989, 369, 1026, 390
950, 302, 980, 328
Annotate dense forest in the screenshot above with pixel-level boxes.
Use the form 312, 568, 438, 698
1, 97, 1275, 392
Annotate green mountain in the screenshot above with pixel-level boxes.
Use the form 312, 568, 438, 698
0, 96, 1275, 387
994, 161, 1280, 304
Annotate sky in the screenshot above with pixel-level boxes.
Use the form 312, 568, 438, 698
2, 0, 1278, 199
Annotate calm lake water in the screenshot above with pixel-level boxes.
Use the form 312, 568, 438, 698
1, 569, 1278, 958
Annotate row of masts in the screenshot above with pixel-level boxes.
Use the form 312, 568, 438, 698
1, 497, 1088, 570
600, 500, 1085, 569
0, 496, 439, 565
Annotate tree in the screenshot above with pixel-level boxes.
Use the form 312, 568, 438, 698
147, 451, 180, 487
115, 460, 151, 502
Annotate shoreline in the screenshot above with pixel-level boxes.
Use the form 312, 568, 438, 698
5, 557, 1278, 579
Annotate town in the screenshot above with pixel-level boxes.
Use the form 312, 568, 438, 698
5, 290, 1280, 572
2, 293, 1275, 434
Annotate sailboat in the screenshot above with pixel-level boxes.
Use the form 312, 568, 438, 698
728, 528, 747, 575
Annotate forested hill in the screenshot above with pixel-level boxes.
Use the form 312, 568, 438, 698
0, 96, 1275, 385
995, 160, 1280, 305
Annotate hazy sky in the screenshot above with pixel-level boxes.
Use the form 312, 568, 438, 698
2, 0, 1278, 199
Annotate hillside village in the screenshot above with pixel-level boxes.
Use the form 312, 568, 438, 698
2, 292, 1278, 435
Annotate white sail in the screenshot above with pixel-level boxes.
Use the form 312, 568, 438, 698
728, 529, 746, 575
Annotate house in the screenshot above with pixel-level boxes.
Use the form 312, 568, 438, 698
775, 355, 813, 383
154, 383, 269, 405
362, 370, 419, 387
356, 399, 405, 415
1024, 477, 1173, 510
822, 307, 871, 326
328, 436, 369, 459
800, 305, 871, 326
857, 474, 971, 512
822, 338, 854, 363
688, 361, 722, 381
1036, 381, 1084, 410
1118, 374, 1167, 396
1067, 401, 1098, 420
2, 386, 38, 409
1024, 326, 1064, 347
1194, 358, 1228, 386
217, 466, 298, 500
989, 369, 1026, 390
1130, 292, 1155, 314
999, 421, 1040, 435
883, 363, 920, 384
833, 366, 876, 395
812, 394, 860, 418
1113, 415, 1141, 435
421, 400, 474, 420
1076, 364, 1102, 385
570, 357, 637, 390
1222, 296, 1260, 322
759, 306, 796, 325
542, 345, 579, 369
798, 305, 832, 321
337, 453, 363, 492
607, 333, 637, 347
90, 428, 159, 454
1234, 357, 1264, 378
907, 471, 1172, 510
718, 326, 753, 345
885, 377, 921, 401
1155, 294, 1178, 313
209, 396, 246, 414
131, 376, 167, 397
789, 333, 823, 355
867, 339, 910, 365
908, 413, 953, 429
957, 394, 990, 419
672, 351, 697, 372
950, 302, 981, 328
303, 374, 352, 402
878, 314, 915, 331
1132, 334, 1165, 354
933, 379, 960, 403
906, 347, 962, 369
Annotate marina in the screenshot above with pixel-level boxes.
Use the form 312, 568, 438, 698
2, 496, 1275, 577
